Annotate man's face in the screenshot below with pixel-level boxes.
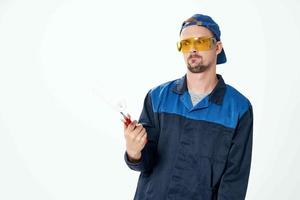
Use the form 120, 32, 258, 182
180, 25, 222, 73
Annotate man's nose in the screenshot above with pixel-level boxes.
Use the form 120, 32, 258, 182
189, 43, 197, 53
189, 47, 197, 54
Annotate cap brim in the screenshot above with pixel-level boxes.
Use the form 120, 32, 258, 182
217, 48, 227, 64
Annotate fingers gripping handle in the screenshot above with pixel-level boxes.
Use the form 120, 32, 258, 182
121, 112, 148, 144
120, 112, 132, 126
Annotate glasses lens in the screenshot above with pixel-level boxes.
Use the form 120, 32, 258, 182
179, 37, 215, 53
180, 39, 191, 52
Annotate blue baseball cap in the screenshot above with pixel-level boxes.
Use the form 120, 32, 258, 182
180, 14, 227, 65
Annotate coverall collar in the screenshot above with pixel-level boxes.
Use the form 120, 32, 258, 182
172, 73, 226, 105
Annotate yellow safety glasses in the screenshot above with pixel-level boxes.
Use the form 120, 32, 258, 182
177, 36, 217, 53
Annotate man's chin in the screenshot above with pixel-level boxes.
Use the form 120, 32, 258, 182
187, 64, 209, 73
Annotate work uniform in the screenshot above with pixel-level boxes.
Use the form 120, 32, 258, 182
125, 74, 253, 200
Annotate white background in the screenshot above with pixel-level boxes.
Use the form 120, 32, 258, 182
0, 0, 299, 199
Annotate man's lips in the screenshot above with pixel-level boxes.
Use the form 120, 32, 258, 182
189, 56, 202, 63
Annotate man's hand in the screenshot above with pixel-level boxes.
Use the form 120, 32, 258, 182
124, 120, 148, 162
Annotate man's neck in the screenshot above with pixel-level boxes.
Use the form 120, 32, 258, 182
186, 69, 218, 94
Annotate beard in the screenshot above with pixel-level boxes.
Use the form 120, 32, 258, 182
187, 63, 210, 73
187, 54, 210, 73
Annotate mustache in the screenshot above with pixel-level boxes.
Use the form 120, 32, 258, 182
188, 54, 202, 60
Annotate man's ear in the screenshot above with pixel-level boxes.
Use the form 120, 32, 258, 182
216, 41, 223, 55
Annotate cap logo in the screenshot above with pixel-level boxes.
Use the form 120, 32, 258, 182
196, 21, 203, 26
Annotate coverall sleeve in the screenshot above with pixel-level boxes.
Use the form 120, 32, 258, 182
124, 91, 160, 172
217, 105, 253, 200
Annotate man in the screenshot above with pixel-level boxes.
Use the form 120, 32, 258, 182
123, 14, 253, 200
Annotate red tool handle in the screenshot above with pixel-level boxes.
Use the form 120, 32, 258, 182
124, 116, 132, 127
121, 112, 132, 126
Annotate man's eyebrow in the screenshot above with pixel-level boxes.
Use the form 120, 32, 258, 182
181, 36, 214, 40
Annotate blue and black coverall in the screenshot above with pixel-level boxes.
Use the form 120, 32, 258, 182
125, 74, 253, 200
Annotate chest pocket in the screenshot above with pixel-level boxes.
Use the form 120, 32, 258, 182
186, 121, 233, 163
